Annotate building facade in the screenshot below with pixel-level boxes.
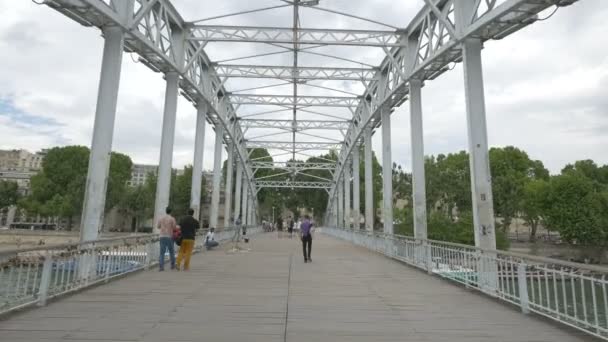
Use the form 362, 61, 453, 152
127, 164, 157, 187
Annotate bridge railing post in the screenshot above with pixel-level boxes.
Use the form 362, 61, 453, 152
517, 263, 530, 314
37, 253, 53, 307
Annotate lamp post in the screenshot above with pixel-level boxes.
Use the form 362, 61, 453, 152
272, 206, 275, 224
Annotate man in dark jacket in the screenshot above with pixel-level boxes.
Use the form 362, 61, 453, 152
176, 208, 200, 271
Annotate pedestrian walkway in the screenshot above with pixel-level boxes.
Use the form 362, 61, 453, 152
0, 233, 592, 341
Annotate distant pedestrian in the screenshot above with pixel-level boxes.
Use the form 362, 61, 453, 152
232, 216, 242, 242
205, 227, 219, 250
176, 208, 200, 271
288, 216, 294, 238
277, 217, 284, 238
157, 207, 177, 271
300, 215, 314, 263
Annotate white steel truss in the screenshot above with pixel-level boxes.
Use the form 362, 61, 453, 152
326, 0, 581, 219
240, 119, 350, 131
215, 64, 376, 81
189, 25, 403, 47
40, 0, 584, 238
230, 94, 359, 108
251, 161, 335, 171
255, 180, 332, 190
245, 141, 341, 151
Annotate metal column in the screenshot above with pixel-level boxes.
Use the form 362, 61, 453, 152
242, 184, 249, 226
223, 145, 234, 227
409, 80, 428, 240
344, 162, 351, 229
209, 127, 224, 229
381, 109, 393, 235
331, 195, 338, 227
364, 127, 374, 232
80, 25, 124, 242
337, 177, 344, 228
233, 161, 243, 221
462, 38, 497, 250
190, 102, 207, 221
352, 147, 360, 230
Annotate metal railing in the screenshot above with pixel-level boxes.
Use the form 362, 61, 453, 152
322, 227, 608, 340
0, 225, 261, 315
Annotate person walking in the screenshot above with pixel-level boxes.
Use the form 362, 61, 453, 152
232, 216, 242, 242
287, 216, 294, 238
300, 215, 314, 263
276, 216, 284, 238
157, 207, 177, 271
176, 208, 200, 271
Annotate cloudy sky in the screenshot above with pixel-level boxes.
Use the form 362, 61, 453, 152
0, 0, 606, 174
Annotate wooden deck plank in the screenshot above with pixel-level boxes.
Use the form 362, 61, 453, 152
0, 233, 593, 341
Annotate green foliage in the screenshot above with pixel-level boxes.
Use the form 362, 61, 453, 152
424, 151, 471, 218
395, 208, 509, 250
22, 146, 133, 230
542, 172, 607, 245
520, 179, 549, 242
171, 166, 194, 217
0, 180, 20, 208
489, 146, 549, 232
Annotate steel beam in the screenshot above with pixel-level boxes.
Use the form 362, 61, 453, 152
80, 24, 125, 242
209, 127, 224, 229
364, 127, 373, 232
223, 144, 235, 227
326, 0, 568, 221
229, 94, 359, 108
344, 162, 351, 229
245, 141, 342, 151
251, 161, 335, 171
239, 119, 350, 131
254, 180, 332, 189
409, 80, 428, 240
352, 146, 360, 230
215, 64, 376, 81
189, 25, 403, 47
234, 161, 243, 221
190, 102, 207, 221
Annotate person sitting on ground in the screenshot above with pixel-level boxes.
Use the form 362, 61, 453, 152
176, 208, 200, 271
205, 227, 219, 250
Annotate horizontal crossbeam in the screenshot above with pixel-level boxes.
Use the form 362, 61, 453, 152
254, 180, 332, 189
215, 64, 376, 81
251, 161, 336, 171
189, 25, 404, 47
245, 141, 342, 150
240, 119, 350, 131
230, 94, 359, 108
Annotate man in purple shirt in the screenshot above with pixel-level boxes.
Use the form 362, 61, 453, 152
300, 215, 314, 263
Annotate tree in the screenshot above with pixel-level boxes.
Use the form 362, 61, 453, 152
0, 180, 19, 209
543, 172, 607, 245
105, 152, 133, 212
489, 146, 549, 232
171, 166, 194, 217
424, 151, 471, 218
24, 146, 133, 230
520, 179, 549, 242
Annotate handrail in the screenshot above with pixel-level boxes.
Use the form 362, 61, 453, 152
0, 225, 263, 316
323, 226, 608, 340
0, 225, 254, 258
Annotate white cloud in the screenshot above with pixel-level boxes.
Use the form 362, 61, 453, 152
0, 0, 606, 177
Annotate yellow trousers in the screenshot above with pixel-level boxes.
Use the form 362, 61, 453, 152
176, 239, 195, 270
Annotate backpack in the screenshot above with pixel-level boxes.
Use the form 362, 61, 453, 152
173, 227, 182, 246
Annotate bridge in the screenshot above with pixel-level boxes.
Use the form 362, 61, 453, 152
1, 0, 607, 341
